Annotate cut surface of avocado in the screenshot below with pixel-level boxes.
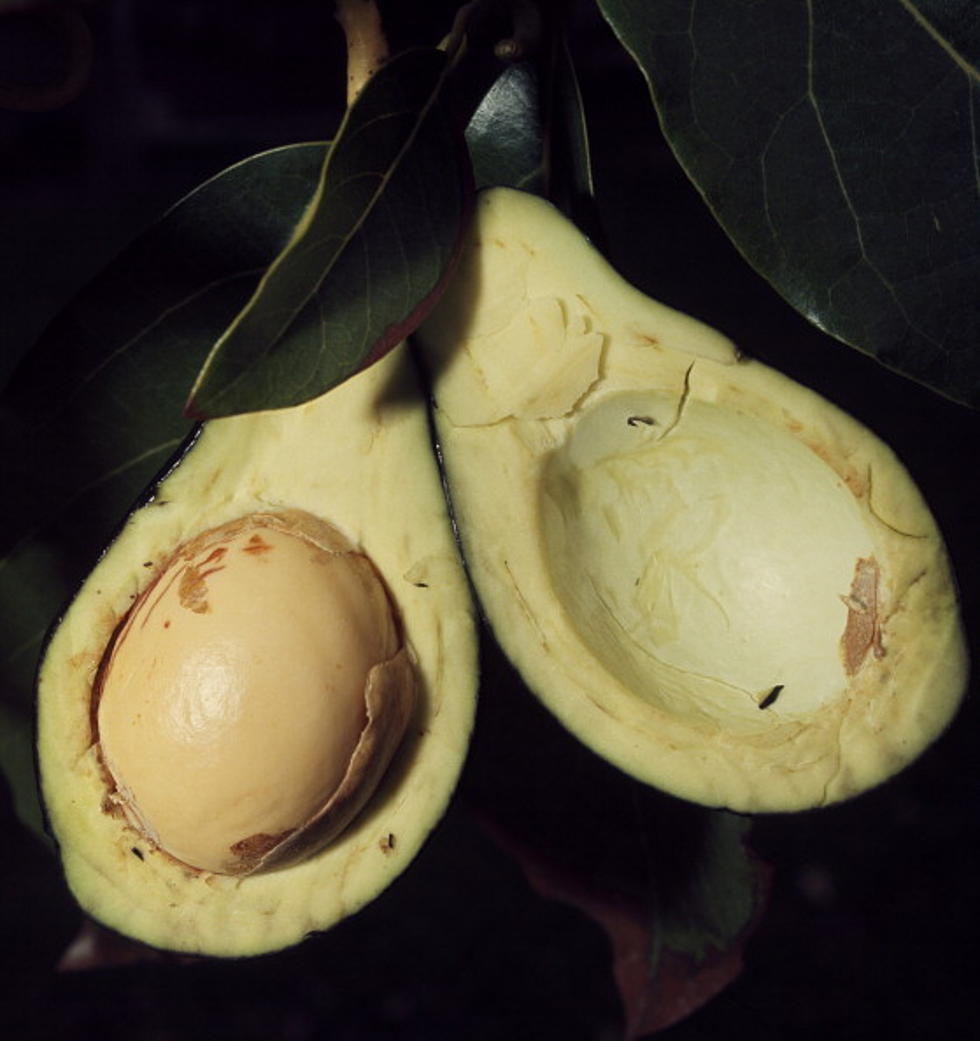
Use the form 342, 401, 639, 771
415, 188, 966, 813
37, 345, 477, 956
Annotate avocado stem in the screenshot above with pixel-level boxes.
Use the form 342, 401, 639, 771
335, 0, 389, 105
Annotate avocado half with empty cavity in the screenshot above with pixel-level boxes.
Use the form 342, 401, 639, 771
414, 188, 966, 813
36, 345, 477, 956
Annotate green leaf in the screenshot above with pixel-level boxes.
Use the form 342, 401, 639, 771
598, 0, 980, 406
902, 0, 980, 69
467, 645, 768, 1037
544, 30, 597, 228
651, 811, 757, 967
0, 701, 47, 841
0, 143, 325, 711
466, 61, 545, 192
188, 48, 469, 419
463, 29, 596, 228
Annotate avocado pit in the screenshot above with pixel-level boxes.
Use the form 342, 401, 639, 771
93, 509, 416, 876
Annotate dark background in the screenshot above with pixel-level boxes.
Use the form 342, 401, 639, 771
2, 2, 977, 1038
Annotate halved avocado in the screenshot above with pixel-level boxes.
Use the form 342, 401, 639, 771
415, 188, 966, 813
36, 345, 477, 956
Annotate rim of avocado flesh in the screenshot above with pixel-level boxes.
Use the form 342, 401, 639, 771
36, 345, 477, 956
415, 187, 967, 813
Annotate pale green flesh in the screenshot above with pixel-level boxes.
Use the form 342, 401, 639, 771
416, 187, 967, 812
37, 346, 477, 955
542, 391, 873, 728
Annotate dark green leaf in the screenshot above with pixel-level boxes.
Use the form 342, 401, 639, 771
904, 0, 980, 67
466, 61, 545, 192
651, 811, 757, 967
0, 701, 47, 841
0, 143, 324, 709
188, 48, 469, 419
464, 60, 541, 192
467, 646, 768, 1037
544, 29, 597, 229
0, 778, 81, 985
598, 0, 980, 405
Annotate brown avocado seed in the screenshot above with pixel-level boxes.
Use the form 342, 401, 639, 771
94, 510, 416, 876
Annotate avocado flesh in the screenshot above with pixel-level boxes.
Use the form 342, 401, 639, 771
36, 345, 477, 956
415, 188, 966, 813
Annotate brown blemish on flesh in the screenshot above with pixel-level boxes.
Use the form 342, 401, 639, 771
229, 829, 295, 873
800, 439, 867, 497
840, 557, 885, 675
783, 414, 804, 435
629, 330, 661, 348
178, 565, 214, 613
243, 534, 273, 556
101, 792, 124, 818
176, 551, 228, 615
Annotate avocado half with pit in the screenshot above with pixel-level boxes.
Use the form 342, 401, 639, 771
414, 188, 966, 813
36, 345, 477, 956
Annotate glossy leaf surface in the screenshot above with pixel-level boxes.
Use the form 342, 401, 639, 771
599, 0, 980, 405
188, 48, 468, 418
466, 61, 545, 193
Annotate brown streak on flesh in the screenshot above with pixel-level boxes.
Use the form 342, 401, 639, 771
630, 330, 660, 347
139, 571, 178, 629
840, 557, 885, 675
243, 534, 273, 555
783, 412, 805, 434
101, 792, 124, 818
502, 560, 547, 650
178, 565, 212, 613
801, 439, 866, 497
230, 829, 294, 873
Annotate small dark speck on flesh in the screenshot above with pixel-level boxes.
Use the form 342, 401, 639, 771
759, 685, 783, 710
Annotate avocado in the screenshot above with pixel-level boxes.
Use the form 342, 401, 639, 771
415, 188, 966, 813
36, 345, 477, 956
